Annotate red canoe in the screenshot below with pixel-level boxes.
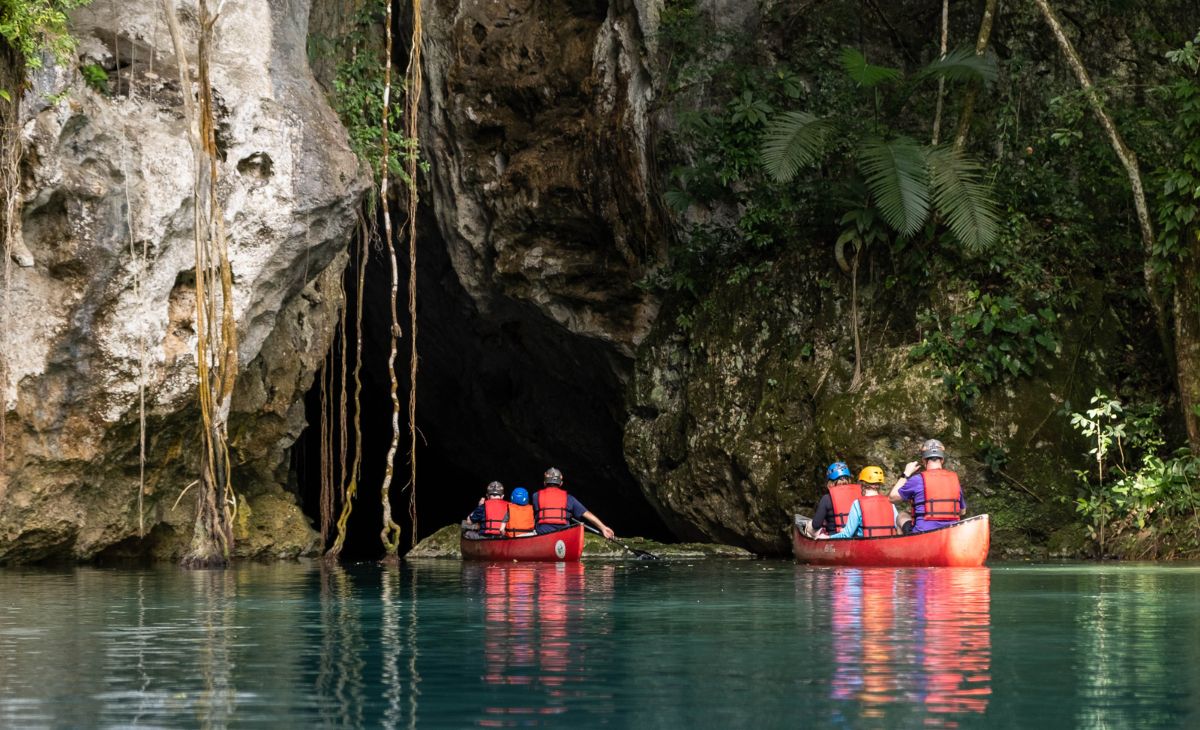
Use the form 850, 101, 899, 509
461, 525, 585, 562
792, 514, 990, 567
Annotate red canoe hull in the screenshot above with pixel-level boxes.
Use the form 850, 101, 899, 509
792, 514, 990, 567
461, 525, 585, 562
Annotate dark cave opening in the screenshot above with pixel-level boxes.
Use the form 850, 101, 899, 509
292, 208, 672, 561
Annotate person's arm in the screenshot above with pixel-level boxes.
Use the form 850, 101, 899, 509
581, 510, 615, 539
822, 500, 862, 539
812, 494, 832, 532
890, 462, 921, 503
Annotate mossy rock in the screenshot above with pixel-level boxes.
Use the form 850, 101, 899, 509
406, 524, 753, 560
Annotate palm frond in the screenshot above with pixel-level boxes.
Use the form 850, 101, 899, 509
858, 137, 930, 237
916, 47, 998, 86
840, 48, 902, 88
927, 145, 1001, 251
760, 111, 833, 183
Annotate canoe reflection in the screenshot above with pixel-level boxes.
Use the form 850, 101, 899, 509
830, 568, 991, 726
471, 562, 614, 726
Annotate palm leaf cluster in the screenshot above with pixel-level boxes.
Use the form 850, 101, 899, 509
759, 47, 1000, 251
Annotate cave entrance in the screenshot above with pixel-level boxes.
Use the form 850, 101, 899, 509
292, 211, 671, 561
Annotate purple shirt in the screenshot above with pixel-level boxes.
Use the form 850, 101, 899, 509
897, 472, 965, 533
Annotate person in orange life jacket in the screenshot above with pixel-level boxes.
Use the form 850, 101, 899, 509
889, 439, 966, 533
465, 481, 508, 538
806, 461, 855, 537
531, 467, 615, 539
506, 487, 536, 535
818, 466, 908, 539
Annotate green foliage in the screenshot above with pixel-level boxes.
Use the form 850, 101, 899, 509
911, 290, 1059, 406
760, 48, 1001, 252
80, 62, 106, 94
313, 2, 418, 185
0, 0, 92, 100
1153, 32, 1200, 271
1069, 390, 1200, 557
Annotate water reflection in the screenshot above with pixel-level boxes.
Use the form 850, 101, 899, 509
466, 562, 614, 726
826, 568, 991, 727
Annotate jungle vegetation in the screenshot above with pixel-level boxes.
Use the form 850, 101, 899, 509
654, 0, 1200, 557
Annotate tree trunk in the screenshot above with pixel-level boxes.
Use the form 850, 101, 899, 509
931, 0, 949, 145
1176, 235, 1200, 450
1031, 0, 1174, 416
952, 0, 998, 152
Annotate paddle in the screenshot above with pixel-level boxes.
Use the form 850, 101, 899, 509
574, 520, 660, 560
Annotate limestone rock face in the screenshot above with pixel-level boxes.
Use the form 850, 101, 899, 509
414, 0, 671, 528
625, 251, 1107, 554
0, 0, 368, 562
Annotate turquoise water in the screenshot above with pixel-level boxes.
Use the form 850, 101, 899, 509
1, 561, 1199, 728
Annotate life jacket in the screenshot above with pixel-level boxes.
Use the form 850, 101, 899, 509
919, 470, 963, 522
482, 499, 509, 536
828, 484, 862, 531
859, 494, 897, 537
536, 487, 570, 526
507, 502, 535, 532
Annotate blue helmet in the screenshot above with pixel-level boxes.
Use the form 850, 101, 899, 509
510, 487, 529, 506
826, 461, 851, 481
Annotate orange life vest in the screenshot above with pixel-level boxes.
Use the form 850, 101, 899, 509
507, 502, 535, 532
482, 499, 509, 536
859, 494, 897, 537
536, 487, 570, 526
920, 470, 963, 522
829, 483, 862, 530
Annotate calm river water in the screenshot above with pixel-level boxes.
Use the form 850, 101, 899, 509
1, 560, 1198, 728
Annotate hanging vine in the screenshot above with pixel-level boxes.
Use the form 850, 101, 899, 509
163, 0, 240, 567
378, 0, 403, 560
403, 0, 423, 547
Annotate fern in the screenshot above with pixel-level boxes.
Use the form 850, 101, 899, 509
760, 111, 833, 183
916, 47, 998, 86
927, 145, 1001, 250
840, 48, 901, 88
858, 137, 930, 237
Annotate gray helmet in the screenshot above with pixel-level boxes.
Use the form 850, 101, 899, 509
920, 439, 946, 460
486, 481, 505, 498
543, 467, 563, 486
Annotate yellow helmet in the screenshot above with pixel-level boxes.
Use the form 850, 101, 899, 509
858, 466, 886, 485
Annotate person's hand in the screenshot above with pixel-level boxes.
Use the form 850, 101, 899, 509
478, 497, 485, 506
903, 461, 920, 478
601, 525, 615, 540
816, 533, 830, 540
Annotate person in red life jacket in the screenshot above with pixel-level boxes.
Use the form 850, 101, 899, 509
506, 487, 536, 535
464, 481, 508, 538
889, 439, 966, 533
818, 466, 906, 539
805, 461, 856, 537
531, 467, 615, 539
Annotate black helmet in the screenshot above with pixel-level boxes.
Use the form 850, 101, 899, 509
920, 439, 946, 460
486, 481, 505, 498
543, 467, 563, 486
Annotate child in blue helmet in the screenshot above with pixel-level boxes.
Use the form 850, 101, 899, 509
804, 461, 853, 537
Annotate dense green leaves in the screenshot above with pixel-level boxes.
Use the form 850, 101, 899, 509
759, 111, 833, 183
927, 146, 1001, 251
914, 47, 998, 87
839, 48, 901, 88
857, 137, 930, 238
0, 0, 91, 68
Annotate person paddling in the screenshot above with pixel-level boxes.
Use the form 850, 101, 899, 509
532, 467, 615, 539
889, 439, 965, 533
